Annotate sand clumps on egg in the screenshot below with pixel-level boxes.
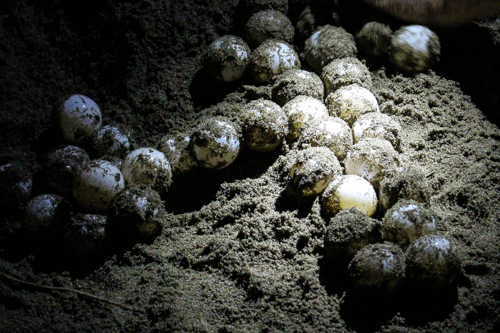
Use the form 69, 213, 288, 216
244, 10, 294, 49
325, 84, 380, 125
321, 57, 372, 97
204, 35, 251, 83
282, 95, 329, 141
250, 39, 300, 83
272, 69, 324, 106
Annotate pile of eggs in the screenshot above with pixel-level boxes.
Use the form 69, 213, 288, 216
0, 0, 459, 290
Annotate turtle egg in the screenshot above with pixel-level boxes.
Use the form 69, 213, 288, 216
325, 84, 380, 125
0, 162, 33, 214
272, 69, 324, 106
22, 193, 70, 233
240, 99, 288, 152
250, 39, 300, 83
282, 95, 329, 141
321, 175, 378, 217
43, 145, 90, 196
406, 235, 461, 288
356, 22, 392, 61
344, 138, 400, 190
287, 146, 342, 198
390, 25, 440, 73
204, 35, 251, 83
157, 132, 197, 174
63, 213, 107, 258
349, 242, 406, 292
352, 112, 402, 151
73, 159, 125, 212
121, 148, 172, 194
94, 125, 131, 158
382, 199, 437, 250
59, 94, 102, 144
244, 10, 294, 49
298, 116, 353, 161
304, 25, 357, 73
191, 117, 241, 170
321, 57, 372, 97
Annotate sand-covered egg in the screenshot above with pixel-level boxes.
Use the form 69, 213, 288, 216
304, 25, 357, 73
286, 146, 342, 198
244, 10, 294, 49
157, 132, 197, 174
73, 159, 125, 212
324, 208, 383, 263
43, 145, 90, 196
272, 69, 324, 106
325, 84, 380, 125
94, 125, 131, 158
344, 138, 400, 190
63, 213, 107, 258
390, 25, 440, 73
298, 116, 353, 161
250, 39, 300, 83
283, 95, 329, 141
191, 117, 241, 170
322, 175, 378, 217
352, 112, 402, 151
349, 242, 406, 292
321, 57, 372, 97
59, 94, 102, 144
382, 199, 437, 250
356, 22, 392, 61
121, 148, 172, 193
22, 193, 70, 233
240, 99, 288, 152
204, 35, 251, 83
406, 235, 462, 288
108, 185, 165, 242
0, 162, 33, 215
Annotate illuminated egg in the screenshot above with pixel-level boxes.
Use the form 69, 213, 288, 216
121, 148, 172, 194
298, 116, 353, 161
244, 10, 294, 49
324, 208, 383, 263
108, 185, 165, 242
191, 117, 241, 170
22, 193, 70, 233
321, 57, 372, 97
63, 213, 107, 258
344, 138, 400, 190
43, 145, 90, 196
381, 199, 437, 250
352, 112, 402, 151
322, 175, 378, 217
286, 146, 342, 199
349, 242, 406, 292
73, 160, 125, 212
272, 69, 324, 106
282, 95, 329, 141
356, 22, 393, 61
240, 99, 288, 152
325, 84, 380, 126
250, 39, 300, 83
390, 25, 440, 73
157, 132, 197, 174
304, 25, 357, 73
59, 94, 102, 144
94, 125, 131, 158
406, 235, 462, 288
204, 35, 251, 83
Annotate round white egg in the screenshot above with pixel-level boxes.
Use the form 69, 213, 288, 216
283, 95, 329, 141
325, 84, 380, 125
157, 132, 197, 174
73, 160, 125, 212
94, 125, 131, 158
352, 112, 402, 151
22, 193, 68, 232
59, 94, 102, 144
121, 148, 172, 193
205, 35, 251, 83
322, 175, 378, 217
191, 118, 241, 169
250, 39, 300, 83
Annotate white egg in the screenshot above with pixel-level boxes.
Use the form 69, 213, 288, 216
22, 193, 69, 232
121, 148, 172, 193
325, 84, 379, 125
191, 118, 241, 170
157, 133, 197, 174
94, 125, 131, 158
59, 94, 102, 144
250, 39, 300, 83
205, 35, 251, 82
322, 175, 378, 217
282, 95, 329, 141
73, 160, 125, 212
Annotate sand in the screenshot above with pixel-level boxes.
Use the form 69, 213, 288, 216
1, 1, 499, 332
